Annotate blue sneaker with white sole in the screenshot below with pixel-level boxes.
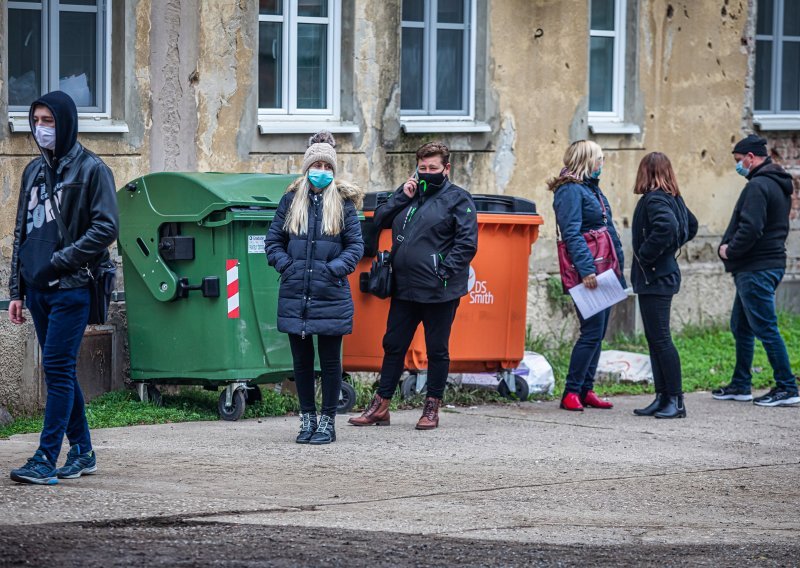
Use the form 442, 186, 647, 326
10, 450, 58, 485
56, 445, 97, 479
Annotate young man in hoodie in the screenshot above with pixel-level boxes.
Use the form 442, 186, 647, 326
349, 142, 478, 430
8, 91, 119, 484
713, 134, 799, 407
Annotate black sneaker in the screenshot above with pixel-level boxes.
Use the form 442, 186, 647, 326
711, 384, 753, 401
753, 388, 800, 407
10, 450, 58, 485
309, 414, 336, 445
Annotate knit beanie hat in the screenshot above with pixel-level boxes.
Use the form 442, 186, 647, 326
302, 131, 337, 175
732, 134, 768, 157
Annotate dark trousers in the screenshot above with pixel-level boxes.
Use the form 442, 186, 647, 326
638, 294, 682, 396
377, 298, 460, 400
564, 306, 611, 395
25, 287, 91, 465
730, 269, 797, 393
288, 334, 343, 417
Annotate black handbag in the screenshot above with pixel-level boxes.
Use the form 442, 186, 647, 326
46, 184, 116, 325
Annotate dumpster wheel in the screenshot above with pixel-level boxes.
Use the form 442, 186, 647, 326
497, 373, 530, 402
338, 381, 357, 414
136, 383, 163, 407
218, 389, 246, 421
401, 373, 427, 399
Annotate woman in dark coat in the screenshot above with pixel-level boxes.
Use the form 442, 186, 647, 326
265, 132, 364, 444
550, 140, 626, 412
631, 152, 698, 418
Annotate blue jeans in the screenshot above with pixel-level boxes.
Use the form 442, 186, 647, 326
730, 269, 797, 394
25, 287, 92, 465
564, 306, 611, 395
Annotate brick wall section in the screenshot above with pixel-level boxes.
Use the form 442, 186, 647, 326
764, 133, 800, 272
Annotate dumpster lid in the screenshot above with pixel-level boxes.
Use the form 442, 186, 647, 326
362, 191, 536, 214
128, 172, 299, 219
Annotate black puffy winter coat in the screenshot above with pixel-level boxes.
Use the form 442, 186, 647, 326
373, 180, 478, 303
265, 178, 364, 337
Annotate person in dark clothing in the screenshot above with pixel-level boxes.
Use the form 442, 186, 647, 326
349, 142, 478, 430
549, 140, 625, 412
8, 91, 119, 485
712, 134, 799, 407
630, 152, 698, 419
265, 131, 364, 444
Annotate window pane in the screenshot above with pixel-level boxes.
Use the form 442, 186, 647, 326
59, 11, 97, 108
296, 23, 327, 109
8, 8, 43, 107
258, 21, 283, 108
780, 42, 800, 110
438, 0, 465, 24
591, 0, 615, 31
298, 0, 327, 18
589, 36, 614, 112
259, 0, 282, 15
784, 0, 800, 35
755, 40, 773, 111
402, 0, 424, 22
757, 0, 774, 34
61, 0, 98, 5
436, 29, 464, 111
401, 27, 424, 110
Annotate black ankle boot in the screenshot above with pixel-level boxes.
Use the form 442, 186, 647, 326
309, 414, 336, 445
296, 412, 317, 444
654, 394, 686, 419
633, 393, 668, 416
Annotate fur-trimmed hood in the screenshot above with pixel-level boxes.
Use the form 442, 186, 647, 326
286, 176, 365, 210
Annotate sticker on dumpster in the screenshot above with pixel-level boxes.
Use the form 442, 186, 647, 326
227, 259, 240, 319
468, 265, 494, 305
248, 235, 266, 254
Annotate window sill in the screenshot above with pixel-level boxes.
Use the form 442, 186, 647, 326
400, 120, 491, 134
588, 122, 641, 135
753, 115, 800, 131
257, 120, 360, 135
9, 116, 130, 133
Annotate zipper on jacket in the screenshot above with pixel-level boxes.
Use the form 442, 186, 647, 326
632, 251, 651, 286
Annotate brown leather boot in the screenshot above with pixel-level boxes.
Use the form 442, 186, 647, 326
415, 397, 441, 430
348, 393, 391, 426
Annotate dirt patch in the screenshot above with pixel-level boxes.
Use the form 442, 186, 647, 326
0, 519, 796, 567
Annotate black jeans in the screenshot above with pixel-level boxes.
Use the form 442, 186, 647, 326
638, 294, 682, 396
377, 298, 460, 400
26, 287, 92, 465
288, 334, 343, 417
564, 306, 610, 395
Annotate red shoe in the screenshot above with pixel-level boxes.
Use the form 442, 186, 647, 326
581, 390, 613, 409
560, 392, 584, 411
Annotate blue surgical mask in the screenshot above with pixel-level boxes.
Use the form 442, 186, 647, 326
308, 169, 334, 189
735, 160, 750, 177
590, 165, 603, 179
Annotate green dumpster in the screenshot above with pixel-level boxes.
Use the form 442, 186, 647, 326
118, 172, 357, 420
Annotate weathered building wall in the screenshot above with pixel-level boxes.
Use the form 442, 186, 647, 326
1, 0, 798, 412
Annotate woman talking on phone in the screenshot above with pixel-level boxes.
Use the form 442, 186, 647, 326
549, 140, 625, 412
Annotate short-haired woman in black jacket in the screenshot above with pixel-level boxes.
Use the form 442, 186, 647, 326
631, 152, 698, 418
265, 132, 364, 444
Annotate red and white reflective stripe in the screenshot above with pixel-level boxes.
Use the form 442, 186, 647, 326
226, 259, 240, 319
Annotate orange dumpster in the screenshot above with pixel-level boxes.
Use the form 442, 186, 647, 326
343, 194, 544, 398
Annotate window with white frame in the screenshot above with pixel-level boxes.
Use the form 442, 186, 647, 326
400, 0, 476, 118
258, 0, 341, 118
8, 0, 110, 114
589, 0, 626, 121
755, 0, 800, 114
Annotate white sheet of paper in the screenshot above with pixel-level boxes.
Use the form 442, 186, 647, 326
568, 269, 628, 319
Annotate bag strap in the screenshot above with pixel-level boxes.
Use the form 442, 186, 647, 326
44, 176, 76, 246
387, 182, 447, 262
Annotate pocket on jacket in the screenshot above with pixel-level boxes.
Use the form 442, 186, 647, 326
323, 264, 344, 286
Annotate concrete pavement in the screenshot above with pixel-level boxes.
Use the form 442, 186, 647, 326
0, 392, 798, 565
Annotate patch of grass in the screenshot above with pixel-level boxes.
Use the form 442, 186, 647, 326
2, 313, 797, 437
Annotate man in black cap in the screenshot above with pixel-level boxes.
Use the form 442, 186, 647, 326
712, 134, 798, 407
7, 91, 119, 484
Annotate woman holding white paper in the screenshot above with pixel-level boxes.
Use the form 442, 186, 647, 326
549, 140, 626, 412
631, 152, 697, 419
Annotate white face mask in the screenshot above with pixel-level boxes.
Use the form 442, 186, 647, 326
34, 126, 56, 150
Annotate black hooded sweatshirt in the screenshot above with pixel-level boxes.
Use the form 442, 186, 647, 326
720, 157, 794, 274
